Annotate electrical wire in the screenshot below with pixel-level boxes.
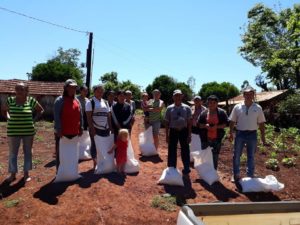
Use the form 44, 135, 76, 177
0, 6, 90, 35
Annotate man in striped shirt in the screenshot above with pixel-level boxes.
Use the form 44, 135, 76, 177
1, 82, 43, 183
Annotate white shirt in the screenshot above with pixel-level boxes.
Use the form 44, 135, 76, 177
86, 97, 110, 129
229, 102, 266, 131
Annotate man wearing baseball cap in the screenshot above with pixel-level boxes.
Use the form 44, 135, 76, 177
229, 85, 267, 183
164, 89, 192, 177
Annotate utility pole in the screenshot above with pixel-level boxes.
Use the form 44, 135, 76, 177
86, 32, 93, 93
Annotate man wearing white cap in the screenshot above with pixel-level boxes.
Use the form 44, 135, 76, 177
229, 85, 267, 182
164, 89, 192, 176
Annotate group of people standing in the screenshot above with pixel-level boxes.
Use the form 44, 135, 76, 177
162, 86, 267, 184
1, 79, 267, 186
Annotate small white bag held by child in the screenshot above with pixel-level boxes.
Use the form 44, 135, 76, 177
158, 167, 184, 186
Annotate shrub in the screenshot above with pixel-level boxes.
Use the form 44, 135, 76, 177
277, 93, 300, 128
282, 157, 296, 168
265, 158, 279, 171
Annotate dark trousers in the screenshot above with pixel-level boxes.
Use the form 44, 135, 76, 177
202, 140, 222, 170
168, 128, 190, 174
90, 136, 97, 159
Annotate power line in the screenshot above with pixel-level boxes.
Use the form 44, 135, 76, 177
0, 6, 90, 35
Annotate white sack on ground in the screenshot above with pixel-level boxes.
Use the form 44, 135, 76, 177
191, 147, 219, 185
190, 133, 202, 162
95, 134, 115, 174
54, 136, 81, 182
124, 140, 140, 173
78, 130, 91, 160
158, 167, 184, 186
240, 175, 285, 193
139, 126, 157, 156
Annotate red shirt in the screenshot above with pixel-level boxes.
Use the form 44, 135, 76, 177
116, 139, 128, 165
61, 97, 81, 136
207, 112, 219, 140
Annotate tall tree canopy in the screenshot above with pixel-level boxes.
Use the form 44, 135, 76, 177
145, 75, 193, 105
239, 3, 300, 90
30, 47, 84, 85
99, 72, 141, 100
198, 82, 240, 102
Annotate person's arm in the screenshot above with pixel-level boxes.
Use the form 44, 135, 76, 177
54, 97, 63, 138
259, 122, 267, 145
33, 101, 44, 122
78, 100, 83, 136
85, 100, 95, 137
229, 121, 236, 142
108, 112, 114, 133
164, 108, 170, 143
108, 143, 116, 154
1, 101, 9, 120
198, 111, 208, 129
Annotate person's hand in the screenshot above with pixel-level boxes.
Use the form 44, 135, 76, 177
108, 150, 113, 154
89, 127, 96, 137
55, 131, 62, 138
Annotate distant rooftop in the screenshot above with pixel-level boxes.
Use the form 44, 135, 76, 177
219, 90, 288, 106
0, 79, 64, 96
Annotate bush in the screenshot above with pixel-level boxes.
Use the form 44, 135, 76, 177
282, 157, 296, 168
265, 158, 279, 171
277, 93, 300, 128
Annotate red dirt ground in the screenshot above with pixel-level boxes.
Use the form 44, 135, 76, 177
0, 116, 299, 225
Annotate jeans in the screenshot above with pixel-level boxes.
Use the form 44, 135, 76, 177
233, 130, 257, 178
202, 140, 222, 170
167, 128, 190, 174
8, 136, 34, 173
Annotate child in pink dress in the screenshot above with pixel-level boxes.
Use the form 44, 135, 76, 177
108, 129, 129, 174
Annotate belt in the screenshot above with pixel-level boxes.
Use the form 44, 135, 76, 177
170, 127, 187, 131
237, 130, 256, 132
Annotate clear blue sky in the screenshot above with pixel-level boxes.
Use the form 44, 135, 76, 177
0, 0, 299, 93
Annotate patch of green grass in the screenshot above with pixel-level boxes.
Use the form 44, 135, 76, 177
151, 194, 177, 212
35, 135, 44, 142
32, 158, 43, 168
4, 198, 21, 208
240, 153, 247, 165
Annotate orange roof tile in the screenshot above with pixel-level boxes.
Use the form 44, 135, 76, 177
0, 79, 64, 96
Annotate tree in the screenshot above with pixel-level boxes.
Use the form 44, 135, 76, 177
198, 82, 240, 102
100, 72, 141, 100
145, 75, 194, 105
241, 80, 250, 90
30, 47, 84, 85
176, 82, 193, 103
146, 75, 177, 105
100, 72, 118, 85
239, 3, 300, 90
